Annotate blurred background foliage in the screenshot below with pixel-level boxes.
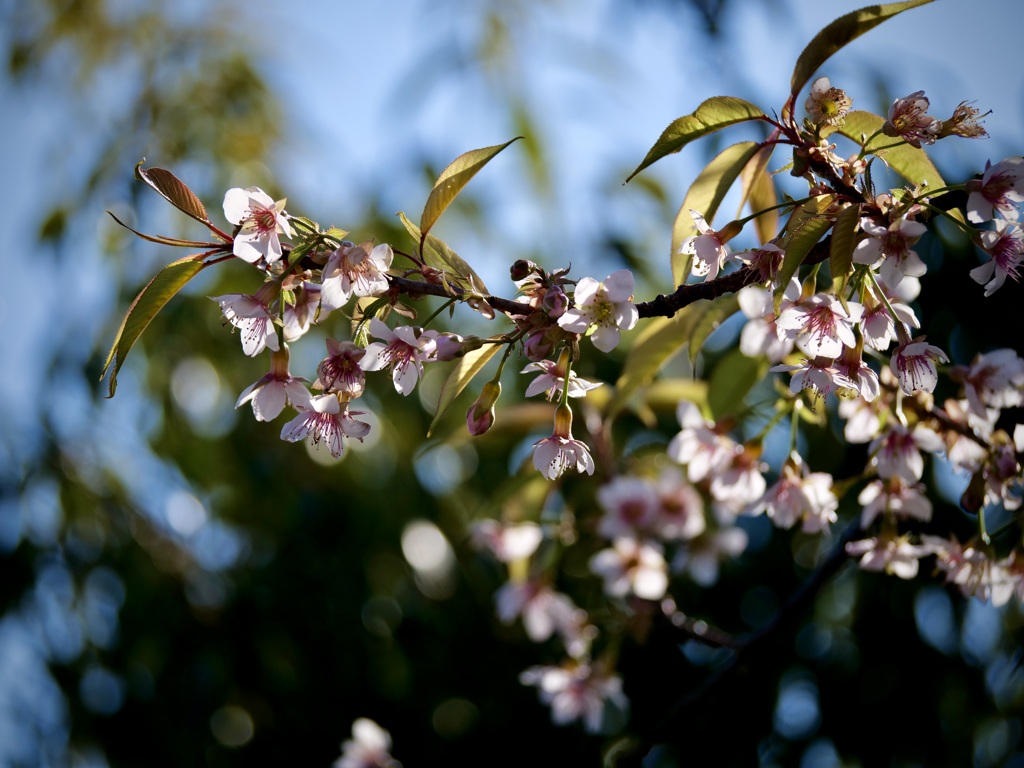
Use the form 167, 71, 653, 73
1, 0, 1022, 766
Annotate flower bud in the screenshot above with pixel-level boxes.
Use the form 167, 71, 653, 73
467, 381, 501, 436
510, 259, 539, 281
541, 285, 568, 318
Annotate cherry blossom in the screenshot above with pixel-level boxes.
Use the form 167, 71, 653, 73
869, 422, 943, 483
752, 461, 838, 534
466, 381, 501, 436
882, 90, 940, 148
860, 277, 920, 352
334, 718, 400, 768
970, 219, 1024, 296
495, 581, 586, 645
804, 76, 852, 126
589, 537, 669, 601
519, 660, 628, 733
672, 526, 748, 587
854, 216, 928, 287
678, 210, 730, 280
834, 344, 880, 401
315, 338, 367, 397
320, 241, 394, 311
222, 186, 294, 265
846, 532, 929, 579
837, 396, 884, 444
736, 279, 798, 363
952, 347, 1024, 420
776, 293, 862, 358
359, 319, 438, 396
596, 476, 661, 539
279, 393, 370, 459
235, 347, 309, 422
965, 156, 1024, 223
667, 402, 735, 483
652, 468, 706, 541
770, 356, 857, 399
210, 290, 280, 357
522, 359, 601, 401
889, 337, 949, 394
924, 536, 1018, 606
939, 101, 989, 139
859, 477, 933, 529
282, 280, 321, 342
469, 520, 543, 562
734, 243, 785, 284
557, 270, 638, 352
532, 405, 595, 480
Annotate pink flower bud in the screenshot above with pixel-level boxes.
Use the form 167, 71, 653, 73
467, 381, 501, 436
541, 285, 568, 318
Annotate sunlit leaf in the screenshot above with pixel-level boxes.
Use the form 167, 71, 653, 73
708, 349, 770, 419
829, 110, 945, 189
670, 142, 759, 286
627, 97, 766, 183
605, 301, 710, 420
428, 343, 503, 437
135, 163, 210, 224
789, 0, 934, 111
689, 294, 740, 365
101, 254, 209, 397
106, 211, 222, 248
829, 203, 861, 295
774, 196, 835, 311
739, 144, 779, 245
397, 212, 489, 294
420, 138, 521, 240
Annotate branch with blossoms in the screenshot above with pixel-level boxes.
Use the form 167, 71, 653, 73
103, 1, 1024, 761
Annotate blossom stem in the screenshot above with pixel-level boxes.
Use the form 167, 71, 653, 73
735, 194, 817, 229
915, 200, 975, 235
979, 506, 991, 546
865, 269, 911, 346
422, 298, 458, 328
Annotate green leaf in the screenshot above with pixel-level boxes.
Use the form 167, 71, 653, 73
135, 163, 209, 224
106, 211, 221, 248
708, 349, 770, 420
101, 254, 209, 397
774, 196, 835, 311
420, 138, 521, 240
670, 142, 760, 286
427, 343, 503, 437
739, 144, 779, 245
627, 97, 766, 183
689, 294, 740, 365
829, 203, 861, 295
829, 110, 945, 189
398, 212, 489, 294
605, 300, 712, 421
789, 0, 934, 111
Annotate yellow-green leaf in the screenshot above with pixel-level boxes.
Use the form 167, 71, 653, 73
739, 144, 779, 245
627, 97, 766, 183
420, 138, 521, 240
428, 343, 503, 437
789, 0, 934, 111
689, 294, 740, 365
774, 197, 835, 311
670, 142, 760, 287
101, 255, 209, 397
605, 301, 710, 421
135, 163, 209, 224
829, 110, 945, 189
708, 349, 770, 419
829, 203, 861, 295
397, 211, 489, 294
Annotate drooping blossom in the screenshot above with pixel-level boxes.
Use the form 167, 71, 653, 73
846, 532, 929, 579
522, 359, 601, 401
882, 91, 940, 148
776, 293, 862, 358
520, 660, 628, 733
770, 356, 857, 400
671, 526, 748, 587
222, 186, 294, 265
859, 477, 933, 529
667, 402, 735, 483
279, 393, 370, 459
837, 395, 884, 444
532, 405, 595, 480
889, 337, 949, 394
466, 381, 501, 436
860, 277, 920, 352
557, 270, 638, 352
320, 241, 394, 311
751, 460, 838, 534
951, 347, 1024, 421
210, 289, 280, 357
236, 347, 309, 422
966, 157, 1024, 223
282, 280, 321, 342
939, 101, 989, 139
496, 581, 592, 655
970, 219, 1024, 296
359, 318, 438, 396
678, 210, 730, 280
854, 217, 928, 287
652, 467, 706, 541
804, 76, 852, 126
595, 476, 661, 540
734, 243, 785, 285
334, 718, 400, 768
736, 279, 799, 363
708, 445, 767, 512
589, 537, 669, 601
314, 338, 367, 397
869, 422, 943, 483
834, 344, 880, 401
924, 536, 1018, 606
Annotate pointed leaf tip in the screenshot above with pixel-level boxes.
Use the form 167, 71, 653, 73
135, 163, 209, 224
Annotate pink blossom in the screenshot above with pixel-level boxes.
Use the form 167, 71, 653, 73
671, 527, 748, 587
557, 270, 638, 352
883, 91, 940, 148
736, 280, 799, 363
532, 405, 595, 480
869, 422, 943, 483
282, 281, 321, 342
846, 533, 928, 579
924, 536, 1018, 606
210, 291, 280, 357
678, 210, 730, 280
652, 468, 706, 541
970, 219, 1024, 296
834, 344, 880, 402
520, 661, 628, 733
854, 217, 928, 287
953, 347, 1024, 420
776, 293, 862, 358
279, 393, 370, 459
334, 718, 399, 768
495, 582, 585, 646
667, 402, 735, 482
469, 520, 543, 562
804, 76, 852, 126
315, 338, 367, 397
236, 347, 309, 422
589, 537, 669, 600
596, 476, 661, 539
966, 157, 1024, 223
890, 337, 949, 394
359, 319, 437, 396
466, 381, 501, 436
858, 477, 933, 528
222, 186, 293, 265
734, 243, 785, 284
837, 397, 883, 444
320, 241, 394, 311
752, 462, 838, 534
770, 356, 857, 399
522, 359, 601, 401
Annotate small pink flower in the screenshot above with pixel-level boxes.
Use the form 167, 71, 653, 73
519, 660, 628, 734
557, 270, 638, 352
466, 381, 501, 436
970, 219, 1024, 296
320, 241, 394, 311
495, 581, 585, 645
222, 186, 293, 265
952, 348, 1024, 420
890, 337, 949, 394
924, 536, 1017, 606
334, 718, 399, 768
652, 468, 706, 541
359, 319, 437, 396
734, 242, 785, 284
846, 533, 928, 579
859, 477, 933, 529
804, 76, 852, 126
314, 338, 367, 397
752, 461, 838, 534
966, 157, 1024, 223
279, 393, 370, 459
736, 279, 799, 363
854, 217, 928, 287
869, 422, 943, 483
532, 405, 595, 480
469, 520, 543, 562
282, 281, 321, 342
776, 293, 862, 358
522, 359, 601, 401
590, 537, 669, 601
834, 344, 880, 401
883, 91, 940, 148
667, 402, 735, 482
770, 356, 857, 399
678, 210, 730, 280
210, 289, 280, 357
596, 476, 661, 539
236, 347, 309, 422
